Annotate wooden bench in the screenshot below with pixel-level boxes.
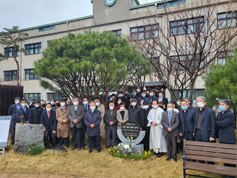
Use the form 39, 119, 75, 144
183, 140, 237, 177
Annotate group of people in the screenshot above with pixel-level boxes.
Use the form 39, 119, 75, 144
8, 88, 236, 166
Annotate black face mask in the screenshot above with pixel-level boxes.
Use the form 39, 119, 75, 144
41, 104, 46, 108
159, 106, 163, 109
56, 103, 60, 107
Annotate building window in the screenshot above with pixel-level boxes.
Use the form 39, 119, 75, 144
217, 51, 234, 65
25, 43, 41, 55
218, 12, 237, 29
47, 93, 62, 101
24, 93, 41, 103
39, 25, 55, 32
25, 69, 40, 80
157, 0, 186, 9
170, 16, 204, 36
4, 47, 19, 57
112, 29, 122, 36
4, 70, 17, 81
130, 24, 159, 41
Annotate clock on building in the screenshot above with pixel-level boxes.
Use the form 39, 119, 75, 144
104, 0, 116, 7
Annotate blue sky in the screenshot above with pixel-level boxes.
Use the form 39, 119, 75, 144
0, 0, 92, 30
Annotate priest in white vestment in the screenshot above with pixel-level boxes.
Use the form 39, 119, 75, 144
147, 100, 167, 157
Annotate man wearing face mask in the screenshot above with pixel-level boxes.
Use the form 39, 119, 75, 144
128, 98, 141, 124
131, 89, 138, 100
41, 103, 57, 148
147, 100, 167, 157
29, 99, 35, 109
8, 97, 21, 144
122, 90, 130, 109
94, 98, 105, 138
193, 96, 216, 143
176, 99, 181, 108
84, 101, 102, 153
104, 102, 117, 148
148, 90, 158, 108
161, 103, 179, 162
136, 86, 141, 97
16, 99, 30, 124
68, 97, 85, 150
184, 97, 194, 110
52, 100, 60, 112
56, 99, 70, 147
139, 101, 151, 151
138, 90, 149, 106
50, 99, 56, 107
81, 97, 90, 149
217, 99, 236, 175
29, 100, 43, 124
158, 90, 168, 110
40, 100, 46, 111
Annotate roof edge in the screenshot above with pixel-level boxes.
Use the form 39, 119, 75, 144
129, 0, 173, 10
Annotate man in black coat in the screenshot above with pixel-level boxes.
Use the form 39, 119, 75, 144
148, 90, 158, 108
122, 90, 130, 109
104, 102, 117, 148
216, 99, 236, 173
179, 100, 195, 141
29, 100, 43, 124
8, 96, 21, 144
128, 98, 141, 123
138, 101, 151, 151
84, 101, 102, 153
41, 103, 57, 148
16, 99, 30, 123
157, 90, 168, 110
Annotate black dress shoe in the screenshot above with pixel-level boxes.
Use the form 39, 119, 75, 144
153, 152, 158, 155
157, 152, 163, 157
81, 146, 85, 150
166, 157, 171, 161
89, 150, 92, 153
97, 150, 101, 153
172, 157, 177, 162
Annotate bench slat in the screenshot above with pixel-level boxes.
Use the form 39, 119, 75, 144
185, 161, 237, 176
185, 150, 237, 160
185, 140, 237, 149
185, 155, 237, 164
186, 145, 237, 155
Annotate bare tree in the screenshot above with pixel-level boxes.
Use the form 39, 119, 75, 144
131, 0, 237, 100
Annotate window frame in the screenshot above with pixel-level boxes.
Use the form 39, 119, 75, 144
25, 69, 40, 80
4, 70, 17, 81
130, 24, 159, 41
217, 12, 237, 29
4, 47, 19, 57
25, 43, 41, 55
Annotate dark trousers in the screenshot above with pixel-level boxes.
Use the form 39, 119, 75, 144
141, 127, 150, 151
71, 125, 82, 147
88, 135, 101, 151
44, 130, 56, 147
195, 129, 214, 165
10, 124, 16, 145
106, 127, 116, 147
166, 133, 177, 159
183, 132, 194, 141
81, 120, 87, 147
58, 137, 69, 147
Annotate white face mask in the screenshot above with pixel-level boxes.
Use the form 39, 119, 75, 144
51, 101, 55, 105
197, 102, 204, 108
73, 101, 78, 106
149, 93, 154, 96
83, 101, 88, 105
144, 105, 149, 109
15, 100, 20, 104
159, 93, 163, 97
21, 103, 26, 107
90, 106, 96, 110
118, 101, 121, 104
61, 103, 65, 106
177, 102, 181, 106
141, 94, 146, 97
167, 108, 173, 112
95, 102, 100, 106
35, 104, 40, 108
137, 89, 140, 92
118, 94, 123, 97
131, 102, 136, 106
109, 106, 114, 110
152, 105, 158, 109
46, 108, 51, 112
120, 107, 125, 110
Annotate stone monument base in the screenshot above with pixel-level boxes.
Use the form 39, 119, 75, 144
14, 124, 45, 153
134, 144, 144, 155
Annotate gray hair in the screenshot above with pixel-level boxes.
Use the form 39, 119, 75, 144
167, 102, 174, 107
219, 99, 229, 105
89, 101, 96, 105
196, 96, 206, 102
73, 97, 79, 101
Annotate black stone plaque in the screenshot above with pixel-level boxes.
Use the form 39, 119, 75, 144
121, 120, 140, 139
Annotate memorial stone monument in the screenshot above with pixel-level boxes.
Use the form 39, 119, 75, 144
0, 116, 11, 159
